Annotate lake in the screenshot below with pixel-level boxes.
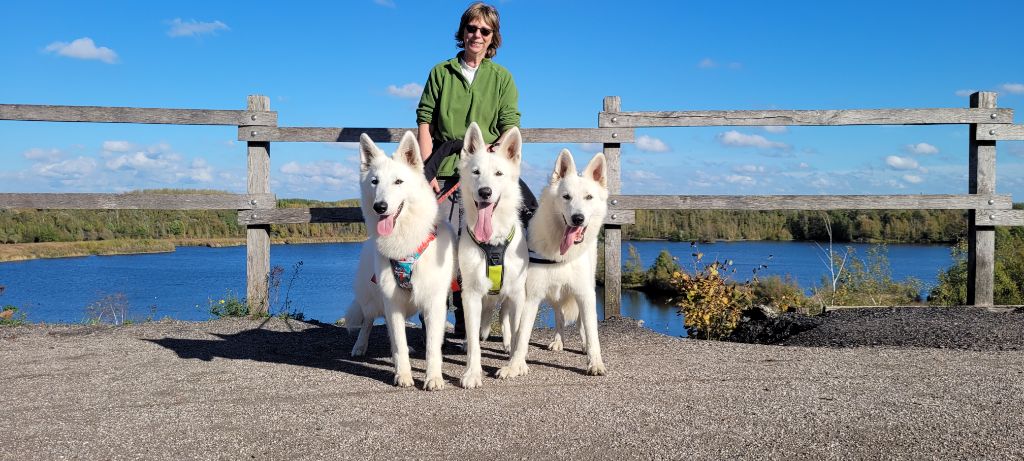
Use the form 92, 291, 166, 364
0, 240, 954, 337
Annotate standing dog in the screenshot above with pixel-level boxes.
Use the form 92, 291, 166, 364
344, 131, 456, 390
457, 122, 528, 389
497, 149, 609, 379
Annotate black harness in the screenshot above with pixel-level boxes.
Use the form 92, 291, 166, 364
467, 226, 516, 295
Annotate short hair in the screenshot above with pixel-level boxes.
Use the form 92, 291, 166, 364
454, 2, 502, 59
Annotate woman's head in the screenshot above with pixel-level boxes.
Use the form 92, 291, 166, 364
454, 2, 501, 59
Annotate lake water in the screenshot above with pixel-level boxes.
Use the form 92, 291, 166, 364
0, 240, 954, 337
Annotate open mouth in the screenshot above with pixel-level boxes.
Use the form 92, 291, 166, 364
473, 199, 498, 242
376, 201, 404, 237
560, 215, 587, 255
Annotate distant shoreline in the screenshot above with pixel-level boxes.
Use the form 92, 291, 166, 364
0, 237, 366, 263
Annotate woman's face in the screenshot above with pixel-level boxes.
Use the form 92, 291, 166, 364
462, 17, 493, 58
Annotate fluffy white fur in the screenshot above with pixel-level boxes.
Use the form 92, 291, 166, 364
456, 122, 528, 389
343, 131, 456, 391
497, 149, 609, 379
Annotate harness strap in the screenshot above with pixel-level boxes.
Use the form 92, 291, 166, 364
467, 225, 516, 295
370, 229, 436, 290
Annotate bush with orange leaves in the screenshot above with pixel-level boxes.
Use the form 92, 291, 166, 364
671, 245, 753, 340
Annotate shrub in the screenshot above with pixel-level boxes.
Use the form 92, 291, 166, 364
209, 290, 249, 318
671, 246, 751, 340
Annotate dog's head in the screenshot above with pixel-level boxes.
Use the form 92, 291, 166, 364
460, 122, 523, 241
548, 149, 608, 255
359, 131, 429, 238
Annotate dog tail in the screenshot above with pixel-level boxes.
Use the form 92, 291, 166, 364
559, 297, 580, 326
343, 300, 364, 334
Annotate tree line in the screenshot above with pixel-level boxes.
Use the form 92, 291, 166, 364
623, 209, 967, 243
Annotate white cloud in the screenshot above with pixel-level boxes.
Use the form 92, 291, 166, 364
698, 58, 716, 69
322, 142, 360, 150
44, 37, 118, 64
167, 19, 229, 38
762, 126, 788, 134
23, 148, 63, 161
374, 0, 397, 7
885, 155, 919, 170
733, 164, 766, 174
716, 130, 790, 150
102, 140, 136, 153
280, 160, 357, 191
578, 143, 603, 153
902, 174, 923, 184
635, 135, 670, 153
904, 142, 938, 155
798, 162, 810, 169
387, 83, 423, 99
724, 174, 756, 186
32, 156, 97, 179
1000, 83, 1024, 95
954, 89, 976, 98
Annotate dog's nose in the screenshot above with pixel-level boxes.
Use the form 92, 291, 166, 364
571, 213, 585, 226
373, 201, 388, 214
478, 187, 492, 200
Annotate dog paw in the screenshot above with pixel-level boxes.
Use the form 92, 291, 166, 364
461, 370, 483, 389
502, 342, 512, 354
350, 344, 367, 357
587, 362, 607, 376
393, 373, 415, 388
423, 376, 446, 391
495, 362, 528, 379
546, 338, 563, 351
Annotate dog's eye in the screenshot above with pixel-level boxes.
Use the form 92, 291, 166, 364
472, 168, 480, 175
495, 170, 503, 176
562, 194, 571, 200
371, 178, 379, 185
394, 179, 403, 185
585, 194, 593, 200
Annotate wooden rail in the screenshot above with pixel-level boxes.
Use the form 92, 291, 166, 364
1, 93, 1022, 317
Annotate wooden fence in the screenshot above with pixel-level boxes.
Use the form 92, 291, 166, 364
2, 93, 1023, 317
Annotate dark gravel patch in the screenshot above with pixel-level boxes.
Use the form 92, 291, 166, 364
776, 306, 1024, 350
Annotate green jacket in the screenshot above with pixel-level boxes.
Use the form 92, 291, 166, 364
416, 55, 520, 145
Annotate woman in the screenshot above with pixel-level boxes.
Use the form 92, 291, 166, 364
416, 2, 534, 343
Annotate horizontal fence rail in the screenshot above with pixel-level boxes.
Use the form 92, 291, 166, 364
238, 208, 636, 226
976, 124, 1024, 141
599, 108, 1014, 127
239, 126, 634, 144
608, 194, 1013, 211
0, 193, 276, 210
0, 104, 277, 126
979, 210, 1024, 226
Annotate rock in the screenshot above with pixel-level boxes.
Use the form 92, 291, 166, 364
728, 311, 823, 344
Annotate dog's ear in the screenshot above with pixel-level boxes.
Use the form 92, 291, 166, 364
582, 153, 608, 189
497, 127, 522, 164
551, 149, 577, 184
463, 122, 485, 156
359, 133, 377, 173
395, 131, 423, 173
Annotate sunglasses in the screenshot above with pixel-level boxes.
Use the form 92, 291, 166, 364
464, 24, 493, 37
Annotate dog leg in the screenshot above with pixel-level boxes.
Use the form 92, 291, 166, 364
547, 299, 565, 351
460, 292, 485, 389
385, 308, 415, 387
499, 300, 512, 354
496, 295, 539, 379
421, 299, 447, 391
351, 316, 373, 357
479, 300, 495, 342
575, 290, 606, 376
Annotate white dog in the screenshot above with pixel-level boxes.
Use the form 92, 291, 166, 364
498, 149, 609, 379
457, 122, 528, 389
343, 131, 456, 391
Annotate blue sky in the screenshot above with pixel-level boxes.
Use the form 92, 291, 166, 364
2, 0, 1023, 201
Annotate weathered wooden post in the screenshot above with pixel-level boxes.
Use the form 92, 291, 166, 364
246, 95, 272, 315
968, 91, 997, 306
602, 96, 622, 319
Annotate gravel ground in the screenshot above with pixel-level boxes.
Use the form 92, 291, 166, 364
2, 308, 1023, 460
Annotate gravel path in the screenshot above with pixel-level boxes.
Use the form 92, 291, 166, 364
2, 308, 1023, 460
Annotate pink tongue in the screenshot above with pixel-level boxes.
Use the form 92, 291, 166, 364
377, 214, 396, 237
560, 226, 583, 255
474, 202, 495, 242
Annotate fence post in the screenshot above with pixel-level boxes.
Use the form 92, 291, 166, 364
246, 95, 272, 315
602, 96, 622, 319
968, 91, 996, 306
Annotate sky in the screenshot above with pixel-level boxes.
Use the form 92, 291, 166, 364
2, 0, 1023, 201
